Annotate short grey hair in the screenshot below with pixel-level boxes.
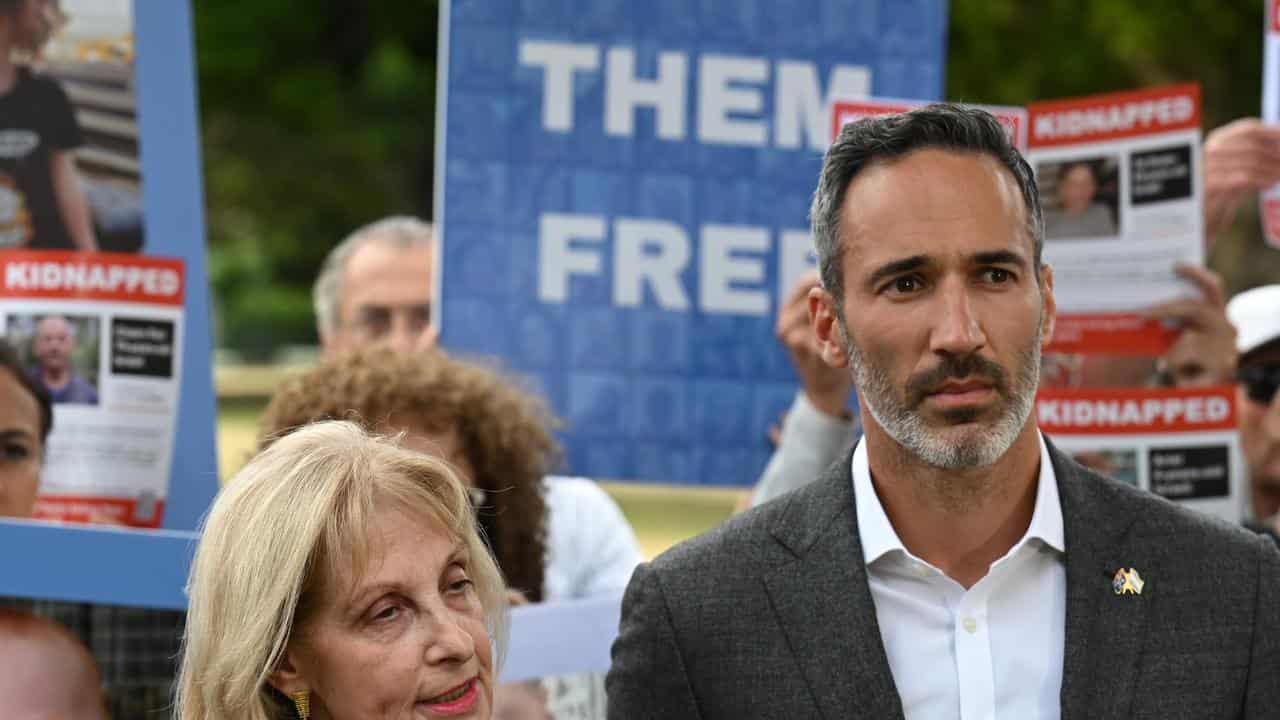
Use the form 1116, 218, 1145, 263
810, 103, 1044, 306
312, 216, 435, 341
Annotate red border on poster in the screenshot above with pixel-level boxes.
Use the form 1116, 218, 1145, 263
1028, 84, 1200, 149
0, 250, 184, 306
1036, 386, 1236, 436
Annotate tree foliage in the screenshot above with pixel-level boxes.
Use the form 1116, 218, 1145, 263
195, 1, 1279, 357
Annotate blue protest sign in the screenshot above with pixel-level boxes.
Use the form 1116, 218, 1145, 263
437, 0, 947, 485
0, 0, 216, 608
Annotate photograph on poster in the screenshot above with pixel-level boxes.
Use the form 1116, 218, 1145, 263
1071, 447, 1139, 486
1038, 155, 1121, 240
5, 311, 100, 405
0, 0, 141, 253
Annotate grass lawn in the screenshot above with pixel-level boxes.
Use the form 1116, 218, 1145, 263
216, 393, 745, 559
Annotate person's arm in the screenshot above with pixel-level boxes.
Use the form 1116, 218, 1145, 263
1242, 536, 1280, 716
605, 563, 703, 720
752, 391, 855, 507
49, 150, 97, 252
1147, 264, 1237, 388
752, 271, 856, 507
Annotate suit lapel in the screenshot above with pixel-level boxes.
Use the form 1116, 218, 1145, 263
1052, 442, 1148, 720
763, 452, 905, 720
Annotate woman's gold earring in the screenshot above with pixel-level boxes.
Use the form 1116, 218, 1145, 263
291, 690, 311, 719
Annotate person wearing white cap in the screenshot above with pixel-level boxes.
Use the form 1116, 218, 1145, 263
1227, 284, 1280, 529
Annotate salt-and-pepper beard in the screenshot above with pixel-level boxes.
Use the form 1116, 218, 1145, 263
842, 311, 1043, 471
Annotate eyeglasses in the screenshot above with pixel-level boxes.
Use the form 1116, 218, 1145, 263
1237, 363, 1280, 405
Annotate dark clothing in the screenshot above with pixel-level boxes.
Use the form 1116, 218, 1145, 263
608, 442, 1280, 719
0, 597, 185, 719
0, 65, 83, 250
32, 366, 99, 405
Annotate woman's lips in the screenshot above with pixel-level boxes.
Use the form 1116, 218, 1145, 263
419, 677, 479, 717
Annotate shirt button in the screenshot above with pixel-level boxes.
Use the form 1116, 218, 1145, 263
962, 616, 978, 634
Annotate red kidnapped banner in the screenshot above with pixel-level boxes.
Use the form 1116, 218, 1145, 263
1037, 386, 1236, 436
1028, 84, 1201, 149
0, 251, 184, 306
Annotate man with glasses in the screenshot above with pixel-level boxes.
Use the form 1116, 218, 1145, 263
1228, 284, 1280, 536
313, 216, 438, 355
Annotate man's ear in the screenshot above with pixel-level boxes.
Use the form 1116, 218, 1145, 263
809, 287, 850, 369
1038, 264, 1057, 349
266, 648, 309, 700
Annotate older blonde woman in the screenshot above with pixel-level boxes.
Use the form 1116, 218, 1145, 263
176, 420, 507, 719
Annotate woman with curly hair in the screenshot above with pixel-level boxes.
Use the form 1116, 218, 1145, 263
256, 347, 642, 602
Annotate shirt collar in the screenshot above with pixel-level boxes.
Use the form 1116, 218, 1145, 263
852, 431, 1065, 566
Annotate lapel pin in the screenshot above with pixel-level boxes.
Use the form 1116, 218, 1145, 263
1112, 567, 1145, 596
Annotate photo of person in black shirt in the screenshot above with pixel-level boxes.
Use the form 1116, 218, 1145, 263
0, 0, 98, 251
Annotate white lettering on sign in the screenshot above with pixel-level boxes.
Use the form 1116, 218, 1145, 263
1032, 95, 1195, 141
605, 48, 687, 140
538, 213, 606, 302
1036, 395, 1231, 429
698, 54, 768, 146
518, 40, 871, 150
614, 218, 691, 309
519, 41, 601, 132
536, 212, 805, 317
4, 260, 181, 297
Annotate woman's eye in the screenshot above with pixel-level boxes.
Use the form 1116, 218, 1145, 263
448, 578, 475, 594
371, 605, 400, 622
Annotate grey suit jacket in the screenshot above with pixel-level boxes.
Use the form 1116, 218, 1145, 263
607, 442, 1280, 719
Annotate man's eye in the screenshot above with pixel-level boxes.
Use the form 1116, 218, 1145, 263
982, 268, 1012, 284
890, 276, 921, 294
0, 443, 31, 462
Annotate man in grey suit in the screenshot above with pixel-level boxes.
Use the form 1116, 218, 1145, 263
607, 104, 1280, 719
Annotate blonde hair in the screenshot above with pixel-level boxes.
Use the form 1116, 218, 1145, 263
175, 420, 507, 720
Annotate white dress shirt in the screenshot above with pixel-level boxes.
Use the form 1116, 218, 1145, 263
853, 434, 1066, 720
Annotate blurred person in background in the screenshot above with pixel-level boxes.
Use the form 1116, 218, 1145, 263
258, 347, 643, 603
29, 313, 97, 404
0, 0, 97, 250
1, 334, 185, 717
178, 421, 505, 720
1228, 284, 1280, 536
0, 608, 107, 720
0, 335, 48, 517
314, 216, 437, 355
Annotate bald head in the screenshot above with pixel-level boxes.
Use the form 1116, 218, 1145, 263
0, 610, 107, 720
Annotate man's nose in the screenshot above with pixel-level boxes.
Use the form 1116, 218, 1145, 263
929, 280, 987, 356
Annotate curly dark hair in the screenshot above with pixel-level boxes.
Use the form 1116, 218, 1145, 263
256, 347, 557, 601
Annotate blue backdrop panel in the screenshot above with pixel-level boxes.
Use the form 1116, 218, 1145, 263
439, 0, 947, 485
0, 0, 217, 608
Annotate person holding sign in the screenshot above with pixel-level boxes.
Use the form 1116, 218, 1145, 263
608, 104, 1280, 718
1228, 284, 1280, 535
0, 0, 97, 251
177, 421, 505, 720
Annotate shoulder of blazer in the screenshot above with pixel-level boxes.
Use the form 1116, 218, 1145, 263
647, 447, 858, 577
1049, 438, 1269, 562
